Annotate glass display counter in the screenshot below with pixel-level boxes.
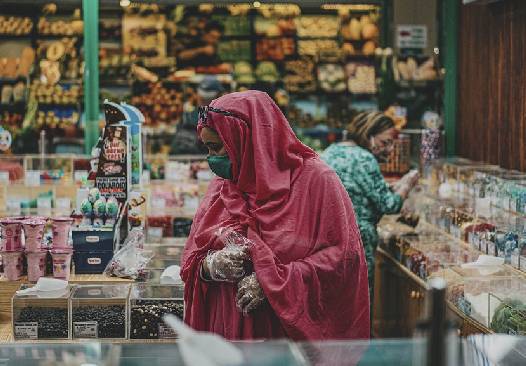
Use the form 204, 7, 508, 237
0, 336, 524, 365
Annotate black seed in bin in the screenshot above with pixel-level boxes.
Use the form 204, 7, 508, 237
72, 305, 126, 338
15, 307, 68, 339
130, 300, 184, 339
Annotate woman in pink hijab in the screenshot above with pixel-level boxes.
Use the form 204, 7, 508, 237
181, 90, 370, 340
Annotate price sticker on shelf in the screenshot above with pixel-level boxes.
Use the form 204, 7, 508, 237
14, 322, 38, 340
6, 198, 21, 215
73, 322, 98, 338
159, 324, 177, 339
147, 227, 164, 243
37, 197, 52, 215
56, 198, 71, 211
151, 197, 166, 210
25, 171, 41, 187
0, 171, 9, 184
142, 170, 151, 185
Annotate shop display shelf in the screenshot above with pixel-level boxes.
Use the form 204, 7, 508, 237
448, 266, 526, 334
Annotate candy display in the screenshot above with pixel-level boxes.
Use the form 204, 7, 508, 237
71, 285, 130, 339
129, 284, 184, 339
12, 284, 71, 340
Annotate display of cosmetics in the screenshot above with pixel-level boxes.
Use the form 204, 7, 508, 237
0, 216, 73, 281
79, 188, 119, 228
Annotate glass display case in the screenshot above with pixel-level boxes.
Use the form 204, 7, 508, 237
12, 284, 72, 340
129, 284, 184, 339
146, 243, 185, 262
23, 154, 77, 183
70, 284, 130, 340
450, 266, 526, 333
0, 336, 524, 365
491, 173, 526, 212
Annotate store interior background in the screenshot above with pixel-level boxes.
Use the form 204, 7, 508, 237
1, 0, 526, 356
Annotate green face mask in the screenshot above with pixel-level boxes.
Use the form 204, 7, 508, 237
207, 155, 232, 180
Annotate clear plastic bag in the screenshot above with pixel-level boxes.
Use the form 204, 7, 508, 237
203, 227, 253, 283
104, 228, 153, 280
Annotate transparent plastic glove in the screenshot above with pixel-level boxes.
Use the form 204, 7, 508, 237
204, 246, 249, 282
236, 273, 265, 316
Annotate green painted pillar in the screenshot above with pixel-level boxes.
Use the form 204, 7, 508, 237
83, 0, 100, 154
443, 0, 459, 157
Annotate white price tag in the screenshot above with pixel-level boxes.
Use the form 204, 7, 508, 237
56, 198, 71, 210
0, 172, 9, 184
14, 322, 38, 340
25, 171, 41, 187
152, 198, 166, 209
74, 322, 98, 338
37, 197, 52, 215
74, 171, 89, 183
148, 227, 164, 242
6, 199, 21, 215
184, 197, 199, 211
142, 170, 151, 185
159, 324, 177, 339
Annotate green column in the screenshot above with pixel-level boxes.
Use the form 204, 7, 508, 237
443, 0, 459, 157
83, 0, 100, 154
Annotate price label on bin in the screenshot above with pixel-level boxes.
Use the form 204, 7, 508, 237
25, 170, 41, 187
159, 324, 177, 339
74, 322, 98, 338
14, 322, 38, 340
0, 172, 9, 184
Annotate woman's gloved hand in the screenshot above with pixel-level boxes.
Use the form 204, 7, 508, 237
203, 246, 249, 282
236, 272, 265, 316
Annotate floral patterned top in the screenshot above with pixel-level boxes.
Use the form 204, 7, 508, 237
321, 143, 403, 277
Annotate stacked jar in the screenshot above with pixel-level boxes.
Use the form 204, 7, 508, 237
22, 217, 48, 282
50, 217, 74, 281
1, 216, 74, 281
0, 217, 25, 280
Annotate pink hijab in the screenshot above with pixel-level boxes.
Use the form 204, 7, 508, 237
181, 90, 370, 340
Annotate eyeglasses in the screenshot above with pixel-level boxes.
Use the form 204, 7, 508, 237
198, 105, 237, 125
